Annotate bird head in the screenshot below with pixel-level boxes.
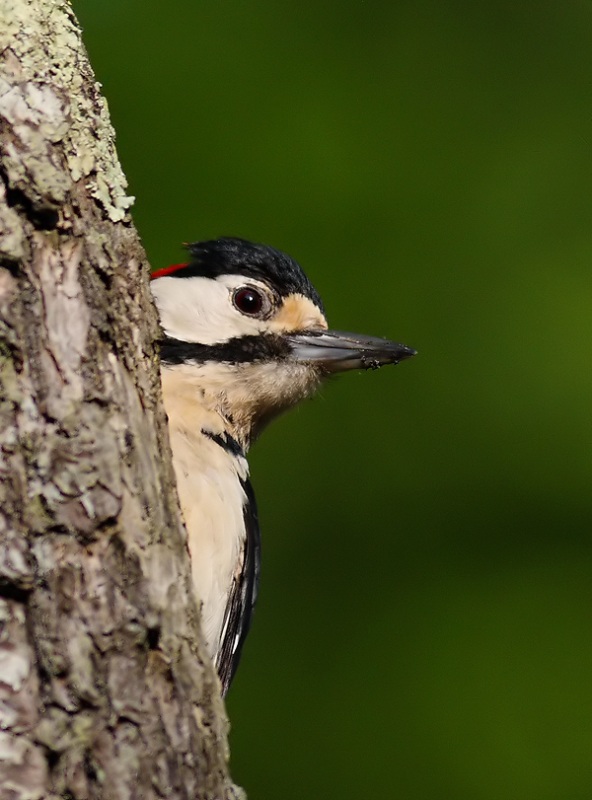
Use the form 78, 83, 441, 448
151, 237, 415, 446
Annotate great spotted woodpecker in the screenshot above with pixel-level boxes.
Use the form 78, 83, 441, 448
150, 237, 415, 695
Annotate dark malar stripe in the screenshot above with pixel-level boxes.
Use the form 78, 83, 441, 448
159, 334, 292, 365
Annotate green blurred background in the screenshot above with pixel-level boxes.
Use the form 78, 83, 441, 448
74, 2, 592, 797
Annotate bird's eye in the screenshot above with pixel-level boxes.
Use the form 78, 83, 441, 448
232, 286, 266, 316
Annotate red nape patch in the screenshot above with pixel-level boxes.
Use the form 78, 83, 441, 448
150, 263, 189, 280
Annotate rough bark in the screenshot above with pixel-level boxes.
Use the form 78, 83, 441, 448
0, 1, 242, 798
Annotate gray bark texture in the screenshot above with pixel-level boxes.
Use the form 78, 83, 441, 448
0, 1, 243, 798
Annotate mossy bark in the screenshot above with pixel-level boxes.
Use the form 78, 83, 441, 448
0, 1, 242, 797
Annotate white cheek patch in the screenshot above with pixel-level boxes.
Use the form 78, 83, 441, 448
151, 274, 269, 345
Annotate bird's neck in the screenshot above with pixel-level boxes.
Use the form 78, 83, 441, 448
160, 359, 322, 450
159, 363, 258, 451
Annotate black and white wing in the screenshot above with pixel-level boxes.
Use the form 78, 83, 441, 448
215, 476, 261, 696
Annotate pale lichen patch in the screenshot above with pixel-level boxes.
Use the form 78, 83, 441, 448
0, 0, 134, 222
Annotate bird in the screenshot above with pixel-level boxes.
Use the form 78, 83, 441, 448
150, 236, 415, 696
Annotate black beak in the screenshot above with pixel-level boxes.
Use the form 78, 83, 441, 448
286, 330, 416, 373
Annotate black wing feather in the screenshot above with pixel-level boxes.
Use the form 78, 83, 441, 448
215, 476, 261, 696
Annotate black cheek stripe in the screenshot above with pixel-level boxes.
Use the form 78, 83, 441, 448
159, 334, 292, 365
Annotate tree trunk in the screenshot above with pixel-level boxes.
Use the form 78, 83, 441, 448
0, 1, 242, 798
